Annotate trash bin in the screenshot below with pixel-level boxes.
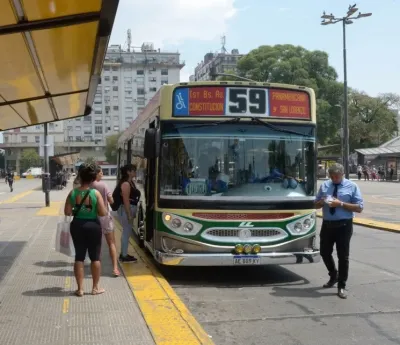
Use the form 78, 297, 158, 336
42, 173, 51, 193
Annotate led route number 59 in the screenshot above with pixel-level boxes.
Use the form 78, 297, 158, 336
227, 88, 267, 116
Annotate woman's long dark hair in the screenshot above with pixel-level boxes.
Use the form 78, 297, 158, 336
118, 164, 136, 187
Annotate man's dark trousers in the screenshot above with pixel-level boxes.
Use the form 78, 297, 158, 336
320, 219, 353, 289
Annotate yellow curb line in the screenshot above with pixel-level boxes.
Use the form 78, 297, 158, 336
0, 190, 34, 204
113, 219, 214, 345
316, 212, 400, 234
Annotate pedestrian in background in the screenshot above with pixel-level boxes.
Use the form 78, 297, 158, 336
91, 166, 120, 277
315, 163, 363, 299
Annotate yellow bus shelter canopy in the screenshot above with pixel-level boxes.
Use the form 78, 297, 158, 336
0, 0, 119, 131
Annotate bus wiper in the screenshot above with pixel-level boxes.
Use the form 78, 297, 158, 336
176, 118, 240, 129
251, 117, 313, 137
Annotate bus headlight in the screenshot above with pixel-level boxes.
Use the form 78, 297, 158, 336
286, 213, 316, 236
162, 213, 202, 236
171, 218, 182, 228
183, 222, 194, 232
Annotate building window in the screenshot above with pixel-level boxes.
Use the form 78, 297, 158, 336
95, 126, 103, 134
67, 126, 73, 130
124, 77, 132, 84
104, 86, 110, 92
137, 88, 145, 95
35, 125, 41, 130
75, 126, 81, 131
137, 100, 145, 106
84, 116, 91, 122
76, 136, 82, 141
161, 80, 168, 85
49, 123, 55, 130
112, 76, 118, 81
149, 87, 157, 92
104, 76, 110, 81
84, 136, 92, 142
137, 70, 144, 75
104, 66, 110, 71
138, 107, 144, 113
113, 86, 118, 91
125, 97, 133, 102
113, 96, 118, 101
113, 126, 119, 131
161, 69, 168, 75
35, 136, 40, 143
126, 117, 133, 121
84, 126, 91, 135
113, 116, 119, 121
94, 111, 102, 115
113, 106, 119, 111
68, 136, 73, 142
125, 107, 133, 112
112, 66, 118, 71
95, 120, 102, 125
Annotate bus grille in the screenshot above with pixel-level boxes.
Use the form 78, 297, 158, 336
207, 229, 281, 237
202, 228, 288, 243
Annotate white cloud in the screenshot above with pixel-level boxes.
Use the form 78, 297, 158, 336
111, 0, 238, 47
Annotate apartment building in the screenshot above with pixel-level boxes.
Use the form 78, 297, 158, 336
1, 42, 184, 171
194, 49, 245, 81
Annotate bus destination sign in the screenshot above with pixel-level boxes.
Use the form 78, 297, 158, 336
173, 86, 310, 119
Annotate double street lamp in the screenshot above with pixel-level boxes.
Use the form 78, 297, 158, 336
321, 4, 372, 178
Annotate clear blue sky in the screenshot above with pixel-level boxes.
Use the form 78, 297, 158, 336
110, 0, 399, 97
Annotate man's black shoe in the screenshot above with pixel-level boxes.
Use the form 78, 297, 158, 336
323, 277, 338, 288
338, 288, 347, 299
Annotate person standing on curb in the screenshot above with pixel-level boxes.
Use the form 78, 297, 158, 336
91, 166, 120, 277
315, 163, 364, 299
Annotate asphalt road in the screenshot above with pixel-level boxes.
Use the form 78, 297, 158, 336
159, 224, 400, 345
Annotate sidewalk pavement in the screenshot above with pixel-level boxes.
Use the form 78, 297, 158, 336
0, 182, 155, 345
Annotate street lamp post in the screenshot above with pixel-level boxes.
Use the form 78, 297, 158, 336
321, 4, 372, 179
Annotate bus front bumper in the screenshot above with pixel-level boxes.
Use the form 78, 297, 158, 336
154, 249, 321, 266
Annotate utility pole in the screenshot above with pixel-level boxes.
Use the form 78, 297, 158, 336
320, 4, 372, 178
43, 123, 50, 207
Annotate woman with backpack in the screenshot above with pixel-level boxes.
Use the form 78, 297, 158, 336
114, 164, 141, 263
64, 163, 108, 297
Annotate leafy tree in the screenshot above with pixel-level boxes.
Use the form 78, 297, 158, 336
104, 133, 122, 164
348, 91, 399, 149
20, 148, 42, 171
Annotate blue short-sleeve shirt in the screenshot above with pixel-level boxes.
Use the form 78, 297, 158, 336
315, 178, 363, 221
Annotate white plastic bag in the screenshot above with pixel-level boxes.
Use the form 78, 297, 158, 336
55, 216, 75, 257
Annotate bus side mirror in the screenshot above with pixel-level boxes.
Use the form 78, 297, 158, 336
144, 128, 160, 159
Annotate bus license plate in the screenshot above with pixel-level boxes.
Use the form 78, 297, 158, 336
233, 255, 261, 265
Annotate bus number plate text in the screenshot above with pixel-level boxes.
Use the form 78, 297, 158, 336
233, 255, 261, 265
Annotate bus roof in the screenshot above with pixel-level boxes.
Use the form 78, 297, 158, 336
0, 0, 119, 131
118, 81, 316, 148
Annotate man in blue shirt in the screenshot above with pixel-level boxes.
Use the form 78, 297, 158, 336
315, 163, 363, 299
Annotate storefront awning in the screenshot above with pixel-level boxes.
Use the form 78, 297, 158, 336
51, 151, 80, 166
0, 0, 119, 131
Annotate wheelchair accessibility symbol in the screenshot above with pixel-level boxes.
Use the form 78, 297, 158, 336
175, 92, 187, 110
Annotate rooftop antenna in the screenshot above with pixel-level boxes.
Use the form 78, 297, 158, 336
127, 29, 132, 52
221, 35, 227, 54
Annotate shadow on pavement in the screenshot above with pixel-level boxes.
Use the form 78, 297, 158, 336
22, 287, 67, 297
0, 241, 26, 284
270, 285, 337, 299
34, 260, 72, 268
160, 265, 309, 288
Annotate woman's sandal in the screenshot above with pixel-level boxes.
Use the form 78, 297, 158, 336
113, 269, 121, 277
91, 288, 105, 295
75, 290, 84, 297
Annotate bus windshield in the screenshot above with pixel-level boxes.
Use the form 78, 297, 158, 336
159, 122, 316, 201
